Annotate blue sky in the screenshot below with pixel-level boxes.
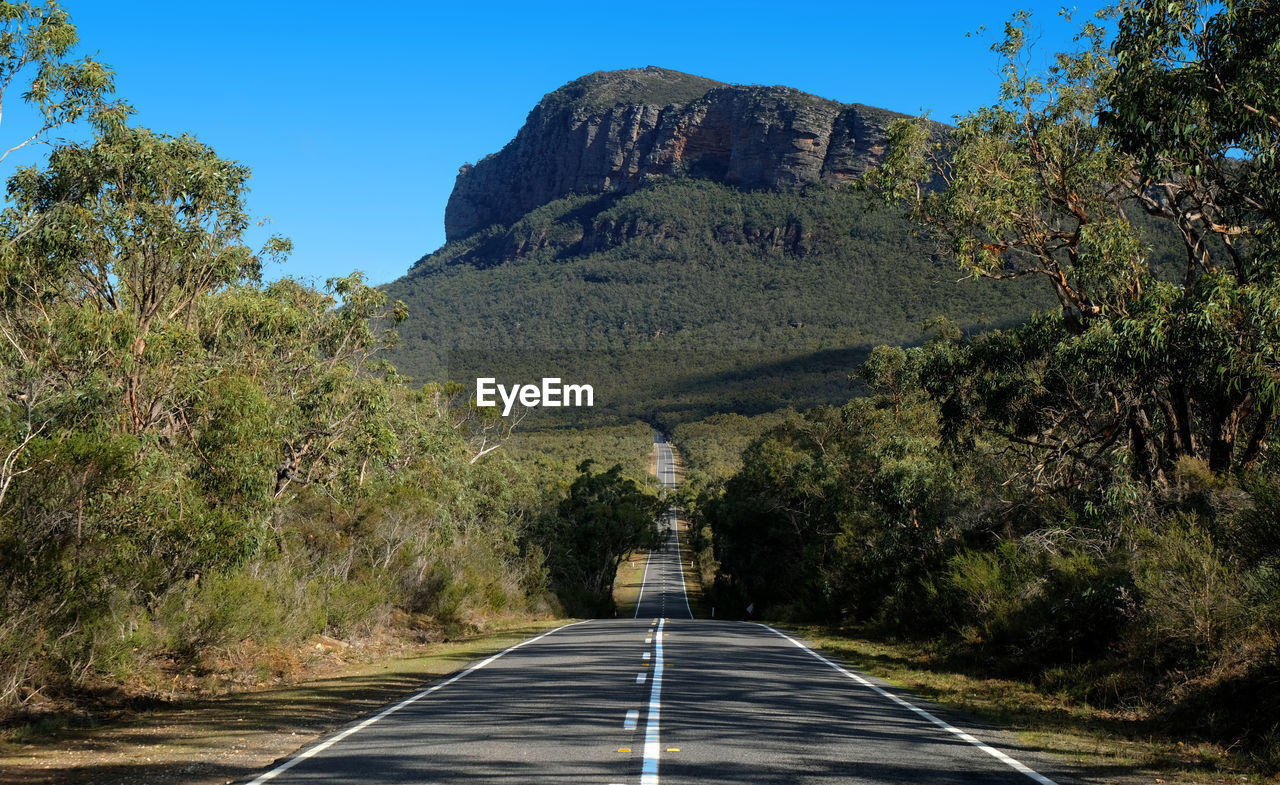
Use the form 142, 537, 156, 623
3, 1, 1103, 286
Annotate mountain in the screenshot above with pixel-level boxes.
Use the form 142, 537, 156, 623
445, 66, 904, 241
383, 67, 1050, 427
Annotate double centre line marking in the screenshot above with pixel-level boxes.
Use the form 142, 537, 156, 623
640, 617, 666, 785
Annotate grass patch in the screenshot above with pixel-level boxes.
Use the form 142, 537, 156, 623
782, 625, 1275, 785
613, 551, 650, 618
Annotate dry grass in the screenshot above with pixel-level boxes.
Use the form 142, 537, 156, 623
612, 551, 651, 618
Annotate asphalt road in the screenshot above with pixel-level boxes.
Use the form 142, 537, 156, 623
634, 435, 692, 621
239, 435, 1077, 785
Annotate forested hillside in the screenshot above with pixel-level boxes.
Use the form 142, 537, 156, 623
383, 67, 1203, 428
386, 178, 1052, 426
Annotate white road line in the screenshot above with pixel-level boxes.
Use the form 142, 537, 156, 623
634, 548, 653, 619
624, 709, 639, 730
242, 621, 589, 785
641, 618, 666, 785
671, 520, 693, 620
759, 625, 1060, 785
636, 672, 647, 684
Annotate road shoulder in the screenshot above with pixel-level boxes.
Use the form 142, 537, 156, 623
0, 619, 566, 785
783, 625, 1272, 785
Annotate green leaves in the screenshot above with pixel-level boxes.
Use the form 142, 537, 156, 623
864, 1, 1280, 482
0, 120, 430, 690
703, 391, 974, 622
0, 1, 131, 163
528, 460, 663, 615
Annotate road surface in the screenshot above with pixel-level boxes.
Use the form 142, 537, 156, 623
239, 434, 1076, 785
635, 435, 691, 621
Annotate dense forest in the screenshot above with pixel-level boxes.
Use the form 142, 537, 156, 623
384, 177, 1056, 428
681, 2, 1280, 768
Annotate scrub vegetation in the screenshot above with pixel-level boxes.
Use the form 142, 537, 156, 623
0, 1, 660, 729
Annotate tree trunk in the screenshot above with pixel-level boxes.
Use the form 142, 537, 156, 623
1156, 396, 1183, 458
1240, 403, 1272, 469
1171, 382, 1196, 457
1207, 396, 1249, 474
1129, 404, 1165, 485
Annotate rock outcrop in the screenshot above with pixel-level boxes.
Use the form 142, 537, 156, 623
444, 67, 907, 241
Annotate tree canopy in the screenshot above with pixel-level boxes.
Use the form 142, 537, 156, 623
867, 0, 1280, 484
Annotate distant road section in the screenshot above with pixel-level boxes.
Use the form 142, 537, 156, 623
655, 434, 677, 489
635, 433, 692, 620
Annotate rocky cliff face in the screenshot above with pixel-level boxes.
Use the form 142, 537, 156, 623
444, 67, 907, 242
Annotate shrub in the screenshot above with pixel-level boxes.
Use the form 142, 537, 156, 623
1131, 513, 1242, 668
947, 538, 1131, 669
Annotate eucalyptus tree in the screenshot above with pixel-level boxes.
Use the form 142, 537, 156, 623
0, 0, 125, 509
868, 1, 1280, 490
0, 129, 272, 628
0, 126, 412, 700
531, 460, 663, 615
1102, 0, 1280, 473
0, 1, 129, 162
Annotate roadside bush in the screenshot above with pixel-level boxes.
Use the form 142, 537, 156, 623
156, 566, 326, 663
947, 541, 1040, 647
324, 579, 392, 638
946, 537, 1131, 670
1131, 514, 1242, 669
